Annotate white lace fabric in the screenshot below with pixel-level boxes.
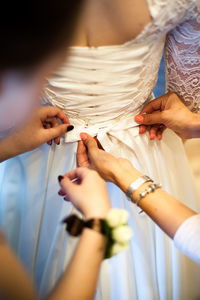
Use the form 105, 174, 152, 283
42, 0, 199, 143
165, 2, 200, 112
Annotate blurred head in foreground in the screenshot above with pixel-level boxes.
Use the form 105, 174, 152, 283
0, 0, 83, 137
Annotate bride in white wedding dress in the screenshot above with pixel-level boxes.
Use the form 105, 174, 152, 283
0, 0, 200, 299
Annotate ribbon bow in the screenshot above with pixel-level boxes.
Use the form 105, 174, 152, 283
62, 214, 105, 236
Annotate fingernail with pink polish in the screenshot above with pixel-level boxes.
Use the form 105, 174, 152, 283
80, 133, 88, 140
135, 115, 144, 122
157, 135, 162, 140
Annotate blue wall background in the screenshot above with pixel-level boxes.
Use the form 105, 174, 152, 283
153, 55, 165, 98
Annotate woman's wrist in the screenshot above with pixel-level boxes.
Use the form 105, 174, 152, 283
113, 158, 142, 193
130, 181, 154, 204
0, 132, 27, 162
84, 206, 111, 220
63, 209, 133, 259
0, 137, 16, 162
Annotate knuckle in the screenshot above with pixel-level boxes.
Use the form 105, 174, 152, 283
168, 91, 178, 100
143, 114, 151, 123
87, 139, 95, 148
160, 110, 168, 122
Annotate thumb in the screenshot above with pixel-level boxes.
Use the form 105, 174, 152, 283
44, 124, 69, 141
135, 111, 164, 125
80, 133, 98, 153
59, 176, 77, 199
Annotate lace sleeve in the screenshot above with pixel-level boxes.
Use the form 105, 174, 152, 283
165, 2, 200, 112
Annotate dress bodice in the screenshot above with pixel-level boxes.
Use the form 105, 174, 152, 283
43, 0, 199, 130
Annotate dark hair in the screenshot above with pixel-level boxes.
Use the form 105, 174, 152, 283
0, 0, 84, 70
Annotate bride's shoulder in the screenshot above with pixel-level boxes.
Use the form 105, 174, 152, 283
150, 0, 193, 9
150, 0, 196, 13
149, 0, 199, 26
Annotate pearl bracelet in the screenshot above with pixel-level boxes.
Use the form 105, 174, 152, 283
135, 183, 162, 207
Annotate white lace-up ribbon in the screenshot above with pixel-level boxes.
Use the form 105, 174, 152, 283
64, 110, 141, 151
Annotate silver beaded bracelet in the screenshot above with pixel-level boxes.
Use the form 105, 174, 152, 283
126, 175, 153, 200
135, 183, 162, 207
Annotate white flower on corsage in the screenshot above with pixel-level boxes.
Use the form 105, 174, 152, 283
112, 225, 133, 243
110, 242, 129, 256
106, 209, 128, 227
104, 209, 133, 258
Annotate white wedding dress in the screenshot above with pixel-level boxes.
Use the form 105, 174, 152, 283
1, 0, 200, 299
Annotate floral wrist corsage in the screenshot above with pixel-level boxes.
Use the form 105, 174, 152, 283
63, 208, 133, 259
104, 209, 133, 258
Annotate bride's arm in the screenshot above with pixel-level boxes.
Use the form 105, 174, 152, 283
165, 2, 200, 113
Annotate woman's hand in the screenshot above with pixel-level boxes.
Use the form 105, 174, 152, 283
134, 92, 200, 140
0, 106, 73, 162
41, 107, 74, 146
76, 133, 141, 192
58, 168, 111, 219
77, 133, 123, 182
32, 105, 73, 146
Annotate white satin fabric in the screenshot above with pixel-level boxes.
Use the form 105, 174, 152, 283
1, 1, 200, 299
174, 214, 200, 264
